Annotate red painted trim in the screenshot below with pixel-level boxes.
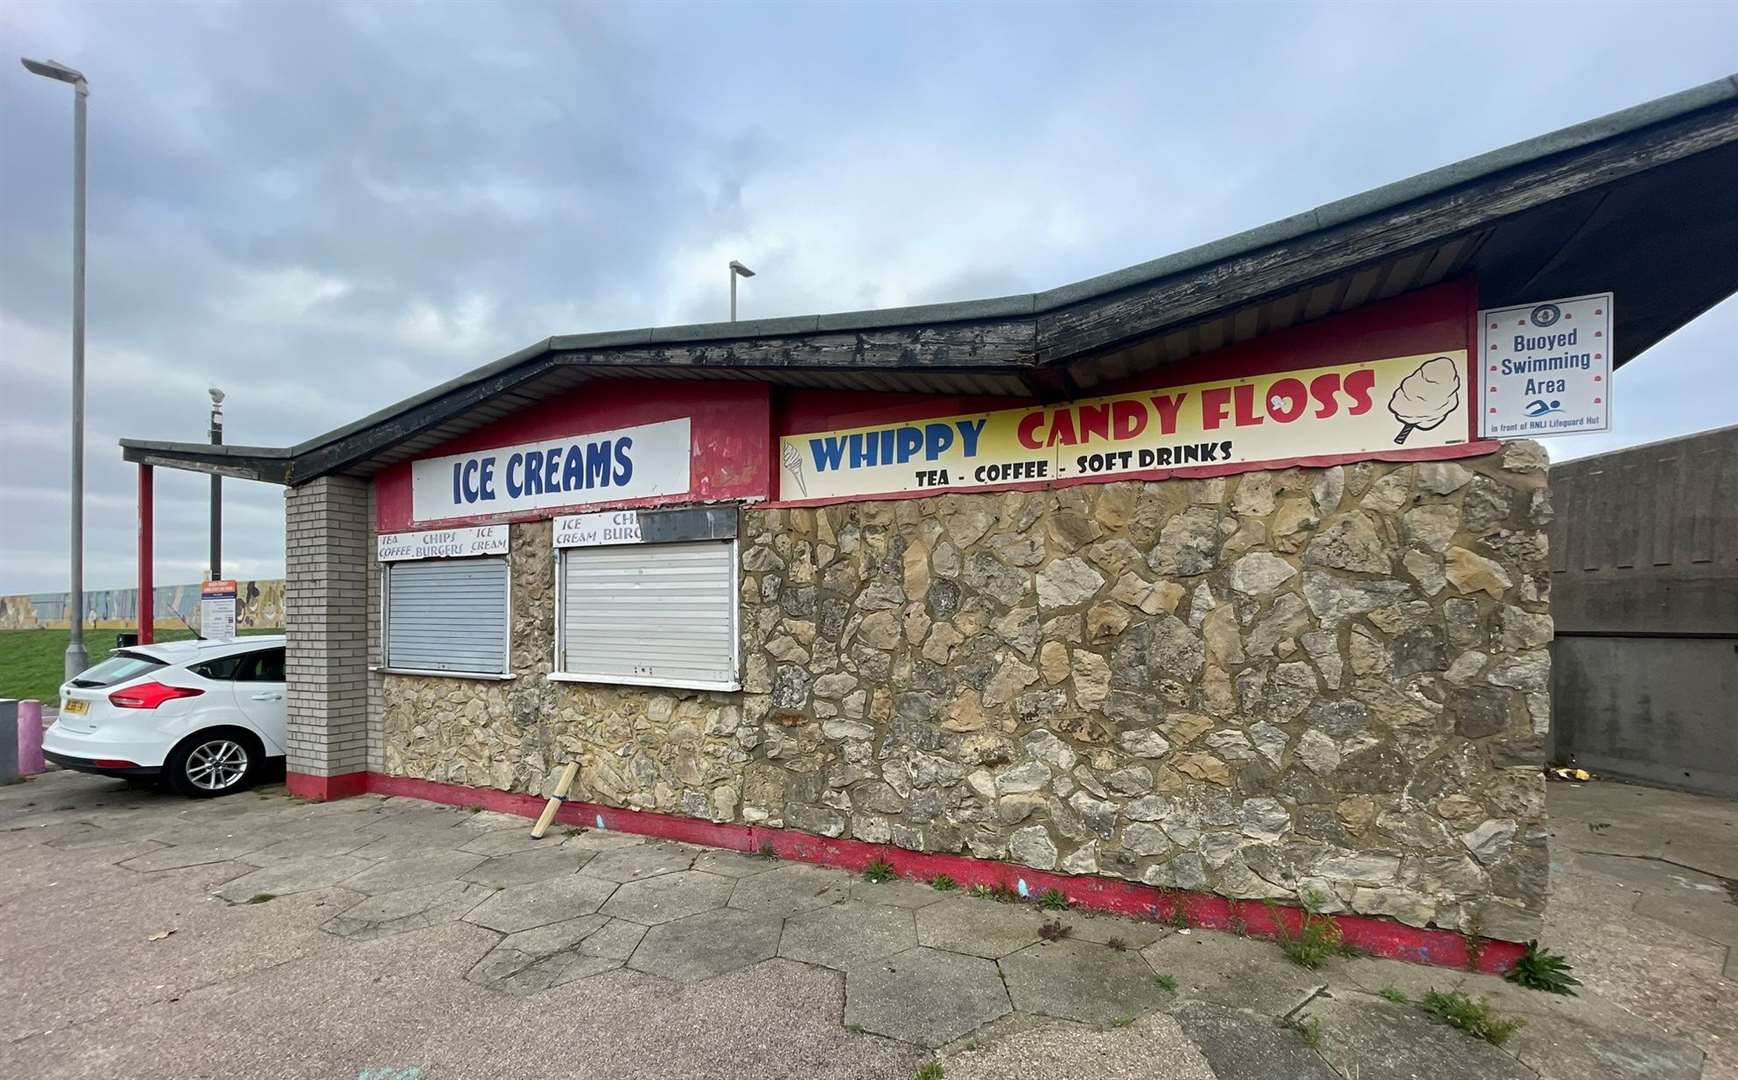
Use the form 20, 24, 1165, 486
345, 770, 1525, 973
764, 439, 1504, 511
286, 770, 370, 801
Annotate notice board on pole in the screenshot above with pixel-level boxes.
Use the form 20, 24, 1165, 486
1479, 293, 1612, 439
201, 580, 237, 642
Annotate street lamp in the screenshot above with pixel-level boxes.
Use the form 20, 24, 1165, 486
729, 260, 755, 322
208, 386, 224, 581
22, 56, 90, 680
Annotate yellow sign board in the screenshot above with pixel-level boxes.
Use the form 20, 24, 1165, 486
778, 352, 1469, 500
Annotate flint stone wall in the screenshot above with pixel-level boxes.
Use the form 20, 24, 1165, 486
381, 442, 1553, 939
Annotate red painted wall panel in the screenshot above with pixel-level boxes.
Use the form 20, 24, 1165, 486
375, 380, 771, 531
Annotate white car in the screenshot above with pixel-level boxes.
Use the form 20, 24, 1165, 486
44, 635, 288, 798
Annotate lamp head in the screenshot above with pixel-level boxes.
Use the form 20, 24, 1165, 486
729, 260, 756, 278
21, 58, 87, 90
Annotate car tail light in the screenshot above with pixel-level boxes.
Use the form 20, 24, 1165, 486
109, 682, 205, 709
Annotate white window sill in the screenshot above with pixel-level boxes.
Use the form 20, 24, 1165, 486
373, 667, 517, 681
547, 672, 741, 693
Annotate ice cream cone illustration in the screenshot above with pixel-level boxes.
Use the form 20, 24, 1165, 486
781, 443, 808, 498
1388, 356, 1461, 444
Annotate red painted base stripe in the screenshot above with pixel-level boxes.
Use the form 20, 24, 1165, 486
285, 770, 369, 801
290, 769, 1525, 974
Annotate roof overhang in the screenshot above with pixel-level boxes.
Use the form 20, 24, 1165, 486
122, 74, 1738, 485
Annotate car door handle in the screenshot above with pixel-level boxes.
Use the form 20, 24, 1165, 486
250, 692, 284, 701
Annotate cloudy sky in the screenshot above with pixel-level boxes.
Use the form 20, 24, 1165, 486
2, 1, 1734, 595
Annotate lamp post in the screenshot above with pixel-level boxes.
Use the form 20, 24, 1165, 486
21, 56, 89, 680
208, 386, 224, 580
729, 260, 755, 322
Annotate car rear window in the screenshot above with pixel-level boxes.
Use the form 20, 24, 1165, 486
70, 651, 167, 689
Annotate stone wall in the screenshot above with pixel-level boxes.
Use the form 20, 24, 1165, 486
380, 442, 1553, 939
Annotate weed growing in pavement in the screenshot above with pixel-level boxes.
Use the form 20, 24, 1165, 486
1285, 1016, 1323, 1049
1105, 936, 1129, 952
562, 826, 586, 838
1269, 895, 1355, 970
844, 1024, 865, 1035
1504, 941, 1581, 996
1417, 990, 1525, 1045
929, 874, 957, 891
1037, 888, 1070, 911
244, 893, 276, 905
1107, 1015, 1135, 1029
1463, 911, 1486, 973
1153, 973, 1178, 993
756, 841, 778, 860
915, 1061, 944, 1080
986, 881, 1019, 904
1378, 986, 1410, 1004
1038, 918, 1072, 942
863, 859, 896, 883
970, 884, 994, 900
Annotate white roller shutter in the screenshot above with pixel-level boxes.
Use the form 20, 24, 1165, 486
559, 539, 738, 690
385, 557, 510, 675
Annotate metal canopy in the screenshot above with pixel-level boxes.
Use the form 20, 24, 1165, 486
121, 74, 1738, 486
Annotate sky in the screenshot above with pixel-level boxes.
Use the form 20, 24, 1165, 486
2, 1, 1735, 595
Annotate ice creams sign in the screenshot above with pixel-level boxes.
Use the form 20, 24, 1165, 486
1479, 293, 1613, 438
779, 352, 1472, 500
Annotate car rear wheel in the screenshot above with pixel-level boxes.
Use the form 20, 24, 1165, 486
166, 729, 262, 798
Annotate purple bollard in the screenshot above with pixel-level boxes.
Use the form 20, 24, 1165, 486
18, 700, 45, 775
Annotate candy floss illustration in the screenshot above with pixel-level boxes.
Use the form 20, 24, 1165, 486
1388, 356, 1462, 444
781, 443, 808, 497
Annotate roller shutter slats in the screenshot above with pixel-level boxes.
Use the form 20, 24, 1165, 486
386, 557, 509, 674
560, 540, 737, 688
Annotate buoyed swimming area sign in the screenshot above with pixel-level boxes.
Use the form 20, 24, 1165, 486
1479, 293, 1613, 438
778, 352, 1471, 500
411, 418, 691, 523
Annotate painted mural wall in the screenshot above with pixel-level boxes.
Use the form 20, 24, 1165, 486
0, 579, 286, 631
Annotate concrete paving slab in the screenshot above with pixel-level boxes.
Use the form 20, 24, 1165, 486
1140, 930, 1329, 1017
1578, 851, 1737, 898
1299, 992, 1534, 1080
460, 826, 566, 856
850, 878, 950, 909
728, 862, 852, 915
338, 849, 486, 894
693, 847, 778, 877
214, 853, 375, 903
1064, 910, 1174, 949
999, 938, 1170, 1024
462, 872, 618, 933
1507, 1005, 1707, 1080
116, 839, 268, 872
323, 879, 496, 940
599, 869, 735, 924
577, 917, 647, 960
781, 901, 917, 970
498, 949, 623, 994
459, 847, 594, 888
562, 828, 649, 851
844, 946, 1012, 1048
1633, 891, 1738, 948
346, 827, 475, 861
450, 809, 529, 832
628, 907, 783, 983
578, 839, 697, 882
1170, 1002, 1340, 1079
498, 913, 610, 957
915, 897, 1045, 959
242, 829, 378, 864
939, 1012, 1216, 1080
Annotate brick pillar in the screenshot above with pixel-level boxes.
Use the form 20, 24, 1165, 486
284, 475, 371, 799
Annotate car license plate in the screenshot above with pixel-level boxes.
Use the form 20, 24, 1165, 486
62, 698, 89, 716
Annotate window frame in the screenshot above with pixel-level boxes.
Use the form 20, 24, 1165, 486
550, 537, 741, 693
379, 554, 515, 681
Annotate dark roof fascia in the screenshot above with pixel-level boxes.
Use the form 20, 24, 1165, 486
121, 439, 294, 484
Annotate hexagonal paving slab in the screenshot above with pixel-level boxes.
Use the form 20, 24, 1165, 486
339, 849, 487, 894
999, 938, 1171, 1024
463, 872, 618, 933
850, 879, 950, 909
629, 907, 783, 983
1063, 911, 1174, 950
914, 897, 1046, 958
213, 853, 375, 903
562, 829, 648, 852
579, 841, 698, 882
693, 849, 778, 878
460, 828, 568, 857
460, 848, 594, 889
780, 901, 916, 970
599, 870, 735, 925
1139, 929, 1328, 1017
844, 946, 1011, 1047
728, 863, 851, 915
322, 880, 495, 940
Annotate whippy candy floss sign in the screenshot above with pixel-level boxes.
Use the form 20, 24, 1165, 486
779, 352, 1471, 500
411, 418, 691, 523
1479, 293, 1613, 438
